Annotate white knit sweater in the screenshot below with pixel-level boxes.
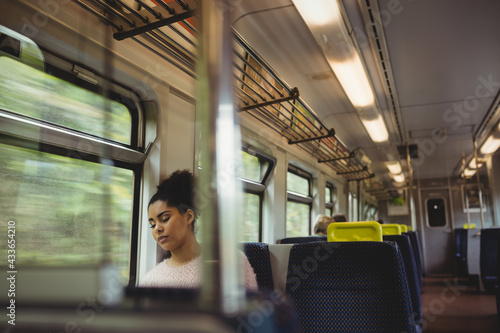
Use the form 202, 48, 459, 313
140, 252, 258, 290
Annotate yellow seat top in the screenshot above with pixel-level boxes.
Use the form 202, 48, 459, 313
381, 224, 402, 235
327, 221, 383, 242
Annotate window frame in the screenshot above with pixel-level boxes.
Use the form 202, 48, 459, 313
325, 181, 336, 217
237, 146, 276, 242
286, 165, 313, 236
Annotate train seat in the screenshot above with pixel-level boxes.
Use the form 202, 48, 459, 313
243, 242, 275, 293
278, 236, 327, 244
384, 234, 423, 327
406, 231, 424, 287
455, 228, 469, 277
285, 241, 417, 333
480, 228, 500, 293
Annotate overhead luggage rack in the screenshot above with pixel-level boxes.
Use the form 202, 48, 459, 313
71, 0, 374, 181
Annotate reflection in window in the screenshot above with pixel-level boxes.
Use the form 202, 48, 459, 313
427, 198, 446, 227
0, 143, 133, 282
0, 33, 21, 58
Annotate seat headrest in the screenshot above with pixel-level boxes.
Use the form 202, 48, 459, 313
327, 221, 383, 242
381, 224, 402, 235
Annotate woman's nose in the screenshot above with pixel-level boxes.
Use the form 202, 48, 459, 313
154, 223, 163, 232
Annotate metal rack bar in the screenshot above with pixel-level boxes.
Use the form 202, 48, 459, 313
112, 0, 197, 40
240, 88, 299, 112
337, 166, 368, 175
318, 152, 354, 163
288, 128, 335, 144
73, 0, 375, 180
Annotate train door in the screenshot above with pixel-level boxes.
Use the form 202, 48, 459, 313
420, 188, 455, 275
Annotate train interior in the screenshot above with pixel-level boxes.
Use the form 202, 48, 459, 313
1, 0, 500, 332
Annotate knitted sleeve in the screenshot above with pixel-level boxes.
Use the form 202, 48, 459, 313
241, 252, 258, 290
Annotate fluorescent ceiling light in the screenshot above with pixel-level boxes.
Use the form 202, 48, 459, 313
386, 161, 402, 174
361, 115, 389, 142
291, 0, 341, 27
392, 173, 405, 183
463, 168, 476, 178
293, 0, 389, 144
468, 157, 483, 170
330, 56, 374, 107
480, 135, 500, 155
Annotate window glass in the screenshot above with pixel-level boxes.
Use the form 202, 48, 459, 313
287, 171, 309, 196
427, 198, 446, 227
0, 143, 133, 283
237, 150, 261, 182
286, 201, 310, 237
241, 192, 260, 242
325, 207, 332, 217
0, 57, 131, 144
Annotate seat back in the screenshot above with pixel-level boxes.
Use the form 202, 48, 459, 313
407, 231, 423, 287
278, 236, 327, 244
480, 228, 500, 293
285, 241, 416, 333
455, 228, 469, 277
384, 234, 422, 326
243, 242, 274, 292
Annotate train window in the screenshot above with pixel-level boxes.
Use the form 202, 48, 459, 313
0, 32, 20, 58
241, 192, 260, 241
236, 148, 275, 242
427, 198, 447, 227
0, 57, 132, 145
0, 143, 134, 282
287, 167, 311, 196
286, 166, 312, 237
238, 149, 269, 183
0, 30, 150, 286
325, 182, 337, 216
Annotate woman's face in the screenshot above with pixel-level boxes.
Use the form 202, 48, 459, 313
148, 200, 194, 251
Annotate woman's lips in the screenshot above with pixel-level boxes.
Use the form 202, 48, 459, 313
158, 235, 168, 243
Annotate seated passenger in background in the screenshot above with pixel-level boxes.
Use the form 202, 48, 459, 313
313, 214, 333, 235
333, 214, 347, 222
140, 169, 257, 290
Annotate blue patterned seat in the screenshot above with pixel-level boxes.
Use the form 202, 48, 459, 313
454, 228, 469, 277
279, 236, 327, 244
480, 228, 500, 293
285, 241, 416, 333
406, 231, 423, 287
243, 242, 275, 292
384, 234, 422, 327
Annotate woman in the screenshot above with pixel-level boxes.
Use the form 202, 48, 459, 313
140, 169, 257, 289
313, 215, 333, 236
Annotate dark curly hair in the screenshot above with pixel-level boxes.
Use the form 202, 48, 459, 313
148, 170, 198, 230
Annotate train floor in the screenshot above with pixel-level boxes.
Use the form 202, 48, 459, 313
421, 276, 500, 332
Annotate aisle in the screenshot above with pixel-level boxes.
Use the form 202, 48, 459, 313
421, 277, 499, 332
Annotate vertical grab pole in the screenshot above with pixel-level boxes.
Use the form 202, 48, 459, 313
197, 0, 244, 314
406, 144, 416, 231
463, 157, 472, 228
473, 136, 485, 229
